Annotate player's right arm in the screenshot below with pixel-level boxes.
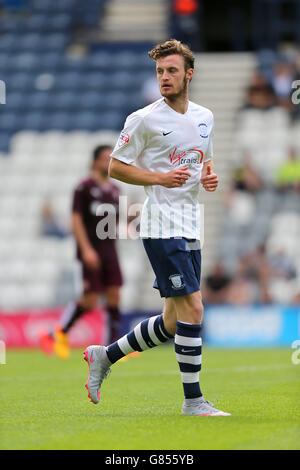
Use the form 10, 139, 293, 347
110, 113, 190, 188
109, 158, 191, 188
72, 212, 100, 270
72, 185, 101, 270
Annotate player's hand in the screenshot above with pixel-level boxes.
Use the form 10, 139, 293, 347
82, 247, 101, 270
160, 166, 191, 188
200, 165, 218, 192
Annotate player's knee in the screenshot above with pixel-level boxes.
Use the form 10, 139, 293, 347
187, 300, 204, 324
194, 301, 204, 324
106, 288, 120, 307
80, 293, 99, 311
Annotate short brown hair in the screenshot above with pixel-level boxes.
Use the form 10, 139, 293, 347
148, 39, 195, 71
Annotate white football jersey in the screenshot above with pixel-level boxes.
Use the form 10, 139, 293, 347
111, 98, 214, 239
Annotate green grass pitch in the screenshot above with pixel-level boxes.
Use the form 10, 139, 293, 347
1, 345, 299, 450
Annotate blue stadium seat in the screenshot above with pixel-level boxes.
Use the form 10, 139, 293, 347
136, 53, 155, 70
14, 52, 40, 71
74, 110, 124, 131
61, 56, 89, 73
102, 91, 134, 111
18, 33, 70, 52
30, 0, 77, 12
0, 0, 145, 144
0, 33, 18, 52
48, 14, 72, 31
28, 91, 52, 110
109, 71, 138, 91
71, 111, 100, 131
23, 13, 47, 32
77, 91, 104, 110
0, 16, 20, 33
45, 112, 73, 131
0, 131, 12, 152
112, 51, 140, 70
42, 33, 70, 51
87, 51, 111, 70
100, 111, 124, 130
48, 91, 78, 110
9, 72, 34, 90
4, 91, 26, 110
38, 52, 63, 70
71, 1, 103, 28
22, 111, 49, 131
55, 71, 82, 90
0, 53, 10, 70
0, 110, 24, 132
83, 71, 109, 89
24, 13, 71, 32
19, 33, 42, 50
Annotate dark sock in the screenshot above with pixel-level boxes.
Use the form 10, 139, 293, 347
60, 302, 87, 334
106, 305, 121, 344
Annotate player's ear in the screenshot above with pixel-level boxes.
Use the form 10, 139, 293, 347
186, 68, 194, 83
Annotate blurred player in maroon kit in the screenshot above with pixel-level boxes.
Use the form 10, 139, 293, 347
39, 145, 123, 359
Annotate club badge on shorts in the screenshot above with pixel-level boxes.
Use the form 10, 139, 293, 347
169, 274, 185, 290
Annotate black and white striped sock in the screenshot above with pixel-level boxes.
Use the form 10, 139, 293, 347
175, 321, 202, 399
106, 314, 173, 364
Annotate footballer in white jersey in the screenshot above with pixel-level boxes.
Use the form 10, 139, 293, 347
111, 97, 214, 239
84, 40, 230, 417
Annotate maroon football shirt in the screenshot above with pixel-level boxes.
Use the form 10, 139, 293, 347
72, 176, 120, 252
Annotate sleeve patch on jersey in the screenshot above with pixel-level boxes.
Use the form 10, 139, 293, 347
118, 131, 130, 148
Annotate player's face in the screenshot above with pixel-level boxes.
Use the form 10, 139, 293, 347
93, 148, 112, 176
156, 54, 194, 99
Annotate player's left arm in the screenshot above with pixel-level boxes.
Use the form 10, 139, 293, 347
200, 160, 219, 192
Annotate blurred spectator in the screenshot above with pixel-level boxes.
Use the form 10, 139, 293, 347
268, 248, 297, 280
226, 276, 257, 305
236, 245, 273, 304
219, 50, 300, 306
232, 155, 263, 194
234, 76, 290, 187
40, 201, 69, 239
256, 50, 300, 117
271, 60, 298, 114
220, 239, 298, 305
272, 61, 295, 100
202, 262, 232, 304
224, 245, 277, 304
248, 70, 269, 88
242, 81, 277, 111
276, 148, 300, 193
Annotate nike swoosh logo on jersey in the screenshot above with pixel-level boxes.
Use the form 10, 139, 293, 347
90, 351, 95, 363
181, 348, 196, 353
163, 131, 173, 136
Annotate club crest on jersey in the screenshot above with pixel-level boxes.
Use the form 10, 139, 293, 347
169, 274, 185, 290
90, 187, 102, 198
118, 131, 130, 148
198, 123, 208, 138
169, 147, 204, 166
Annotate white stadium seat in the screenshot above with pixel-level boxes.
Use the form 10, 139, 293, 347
10, 131, 41, 155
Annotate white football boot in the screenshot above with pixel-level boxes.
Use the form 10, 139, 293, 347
182, 397, 231, 416
83, 345, 111, 404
